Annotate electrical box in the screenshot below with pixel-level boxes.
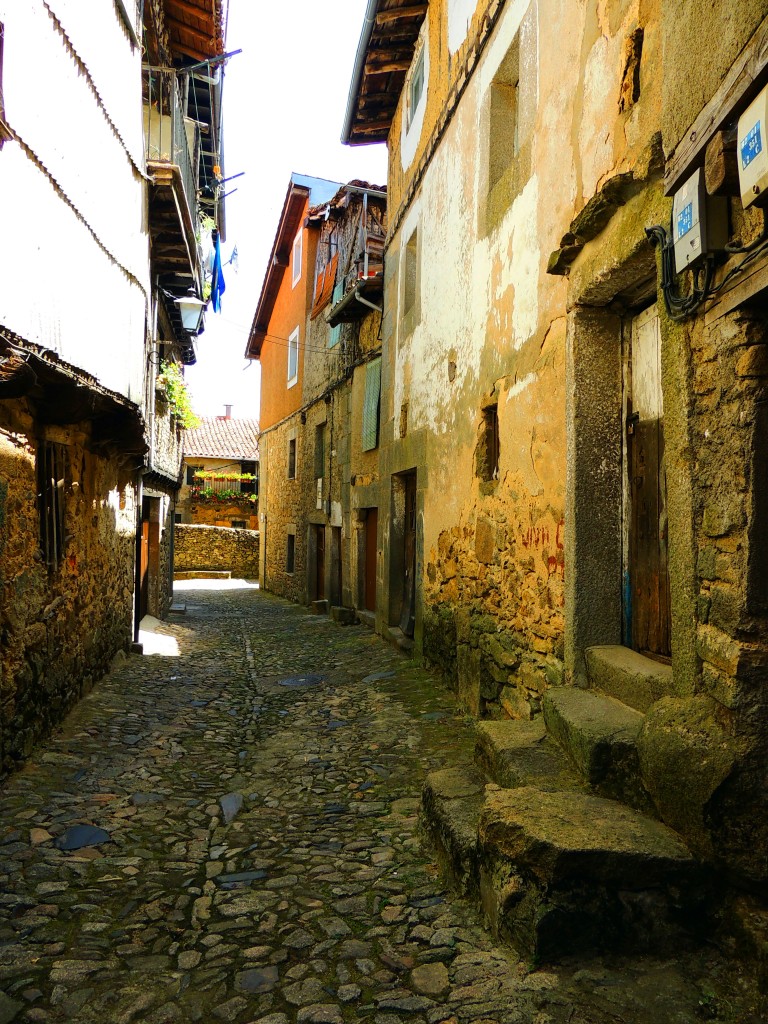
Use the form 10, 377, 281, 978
738, 85, 768, 208
672, 168, 728, 274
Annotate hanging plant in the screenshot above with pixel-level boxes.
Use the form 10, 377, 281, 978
156, 361, 200, 429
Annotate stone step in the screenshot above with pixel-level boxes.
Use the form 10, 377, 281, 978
475, 720, 585, 793
542, 686, 651, 811
478, 786, 702, 962
420, 766, 486, 896
586, 644, 673, 713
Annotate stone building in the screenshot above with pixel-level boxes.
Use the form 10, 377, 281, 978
179, 409, 260, 530
246, 177, 387, 619
340, 0, 768, 948
0, 0, 227, 773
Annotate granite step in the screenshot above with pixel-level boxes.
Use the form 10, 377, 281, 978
475, 719, 586, 793
478, 786, 702, 962
542, 686, 652, 811
586, 644, 672, 713
420, 765, 486, 896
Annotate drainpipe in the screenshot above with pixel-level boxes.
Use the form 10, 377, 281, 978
354, 286, 382, 314
341, 0, 379, 144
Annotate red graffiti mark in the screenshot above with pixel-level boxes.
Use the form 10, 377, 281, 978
556, 518, 565, 550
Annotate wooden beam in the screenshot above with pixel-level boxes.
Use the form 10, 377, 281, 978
169, 0, 215, 18
165, 14, 215, 48
353, 121, 392, 134
367, 48, 415, 61
367, 60, 411, 73
705, 129, 740, 196
665, 13, 768, 196
376, 4, 428, 23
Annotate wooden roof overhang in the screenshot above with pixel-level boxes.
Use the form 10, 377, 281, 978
148, 160, 201, 287
326, 274, 384, 327
342, 1, 428, 145
164, 0, 224, 62
245, 182, 311, 360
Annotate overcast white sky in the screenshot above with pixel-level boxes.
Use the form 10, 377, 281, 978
184, 0, 389, 420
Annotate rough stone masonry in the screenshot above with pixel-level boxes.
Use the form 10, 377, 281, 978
0, 582, 760, 1023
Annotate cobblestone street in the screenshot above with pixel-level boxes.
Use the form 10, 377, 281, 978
0, 583, 760, 1024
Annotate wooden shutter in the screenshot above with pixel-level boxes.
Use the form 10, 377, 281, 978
362, 357, 382, 452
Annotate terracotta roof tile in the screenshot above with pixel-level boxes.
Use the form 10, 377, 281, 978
183, 417, 260, 460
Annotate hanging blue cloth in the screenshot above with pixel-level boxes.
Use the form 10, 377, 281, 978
211, 229, 226, 313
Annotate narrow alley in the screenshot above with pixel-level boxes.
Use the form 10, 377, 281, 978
0, 583, 759, 1024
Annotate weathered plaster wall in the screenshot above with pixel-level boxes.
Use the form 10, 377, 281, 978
0, 403, 136, 775
174, 524, 260, 578
382, 0, 661, 716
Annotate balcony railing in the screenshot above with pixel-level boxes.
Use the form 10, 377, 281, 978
142, 66, 199, 234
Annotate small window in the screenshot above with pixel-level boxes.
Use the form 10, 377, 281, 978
288, 326, 299, 386
475, 404, 500, 482
407, 47, 425, 128
186, 464, 201, 485
362, 357, 382, 452
288, 437, 297, 479
314, 423, 326, 479
174, 513, 183, 524
292, 229, 303, 288
286, 532, 296, 574
231, 519, 246, 529
402, 227, 419, 318
328, 281, 343, 348
38, 441, 67, 568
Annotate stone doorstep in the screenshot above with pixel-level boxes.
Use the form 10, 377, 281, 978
330, 606, 357, 626
474, 719, 586, 794
542, 686, 650, 809
310, 600, 329, 615
585, 644, 673, 713
420, 766, 486, 896
173, 570, 232, 580
478, 786, 700, 961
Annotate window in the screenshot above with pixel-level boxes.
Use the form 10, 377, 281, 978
185, 464, 201, 485
475, 404, 499, 482
328, 281, 343, 348
241, 460, 258, 495
407, 47, 425, 128
174, 513, 182, 524
488, 50, 519, 194
314, 423, 326, 480
288, 437, 297, 479
38, 441, 67, 568
362, 357, 382, 452
292, 229, 303, 288
286, 532, 296, 574
231, 519, 246, 529
288, 326, 299, 386
403, 227, 419, 317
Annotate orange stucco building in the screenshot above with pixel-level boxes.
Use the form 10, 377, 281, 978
247, 175, 342, 429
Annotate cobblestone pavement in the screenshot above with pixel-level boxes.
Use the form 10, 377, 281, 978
0, 582, 761, 1024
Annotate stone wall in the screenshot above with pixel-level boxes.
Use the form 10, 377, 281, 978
0, 402, 137, 775
174, 524, 260, 579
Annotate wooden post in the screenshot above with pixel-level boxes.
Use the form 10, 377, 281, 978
705, 128, 740, 196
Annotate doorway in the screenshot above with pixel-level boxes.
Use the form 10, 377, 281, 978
314, 525, 325, 601
364, 508, 378, 612
624, 305, 671, 657
390, 471, 417, 638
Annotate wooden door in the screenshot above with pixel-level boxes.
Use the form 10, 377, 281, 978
399, 474, 417, 637
364, 508, 378, 612
139, 518, 150, 619
627, 305, 671, 657
315, 526, 325, 601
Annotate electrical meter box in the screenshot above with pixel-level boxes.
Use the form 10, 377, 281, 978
738, 85, 768, 208
672, 168, 728, 274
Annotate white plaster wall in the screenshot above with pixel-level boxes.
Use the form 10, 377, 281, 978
0, 0, 148, 404
448, 0, 476, 53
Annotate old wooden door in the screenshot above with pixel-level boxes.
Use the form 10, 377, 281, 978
399, 474, 417, 637
364, 508, 378, 612
626, 305, 671, 657
315, 525, 325, 601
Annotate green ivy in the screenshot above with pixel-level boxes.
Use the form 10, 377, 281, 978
156, 361, 200, 429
